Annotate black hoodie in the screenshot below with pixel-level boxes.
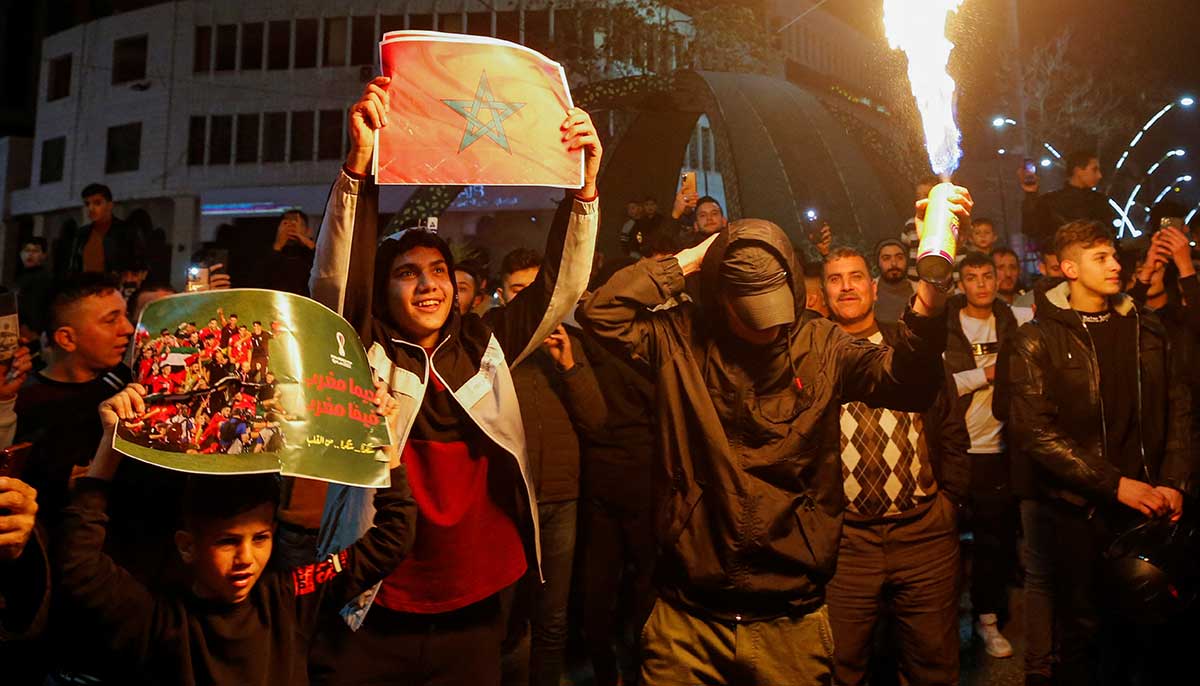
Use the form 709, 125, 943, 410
580, 219, 948, 621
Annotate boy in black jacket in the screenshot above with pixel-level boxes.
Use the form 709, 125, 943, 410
55, 384, 416, 685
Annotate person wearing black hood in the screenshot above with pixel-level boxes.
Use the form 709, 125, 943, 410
579, 187, 973, 684
305, 77, 601, 686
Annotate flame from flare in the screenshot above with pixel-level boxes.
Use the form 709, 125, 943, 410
883, 0, 966, 178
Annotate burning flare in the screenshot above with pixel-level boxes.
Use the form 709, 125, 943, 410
883, 0, 966, 178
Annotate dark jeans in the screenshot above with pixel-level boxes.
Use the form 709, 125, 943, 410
1020, 498, 1055, 681
503, 500, 578, 686
310, 593, 507, 686
967, 452, 1018, 619
530, 500, 577, 686
581, 493, 656, 686
1031, 498, 1167, 686
826, 495, 961, 686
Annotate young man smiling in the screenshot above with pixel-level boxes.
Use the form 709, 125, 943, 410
1007, 220, 1193, 685
308, 77, 601, 686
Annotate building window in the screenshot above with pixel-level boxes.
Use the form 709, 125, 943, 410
323, 17, 348, 67
112, 35, 148, 84
210, 115, 233, 165
294, 19, 318, 68
214, 24, 237, 72
467, 12, 491, 37
105, 122, 142, 173
40, 137, 65, 184
47, 55, 72, 101
242, 22, 264, 70
318, 109, 343, 160
440, 14, 464, 34
702, 127, 715, 172
267, 20, 291, 70
351, 16, 376, 65
496, 11, 518, 43
381, 15, 405, 36
263, 112, 286, 162
290, 111, 314, 161
525, 11, 550, 54
236, 113, 260, 164
187, 116, 206, 166
194, 26, 212, 73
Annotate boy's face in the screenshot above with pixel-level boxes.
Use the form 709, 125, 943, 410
501, 267, 539, 305
961, 264, 997, 308
175, 503, 275, 604
972, 222, 997, 251
387, 246, 454, 346
20, 242, 46, 268
1062, 243, 1121, 296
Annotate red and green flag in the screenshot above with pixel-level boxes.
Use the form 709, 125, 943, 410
375, 31, 583, 188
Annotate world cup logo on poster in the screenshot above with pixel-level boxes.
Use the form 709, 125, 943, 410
337, 332, 347, 358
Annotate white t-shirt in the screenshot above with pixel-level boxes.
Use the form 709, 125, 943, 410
954, 312, 1004, 454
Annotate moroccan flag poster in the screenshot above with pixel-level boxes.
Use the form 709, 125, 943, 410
115, 290, 393, 488
374, 30, 583, 188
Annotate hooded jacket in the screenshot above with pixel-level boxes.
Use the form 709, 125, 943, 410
1007, 281, 1194, 506
308, 170, 598, 626
579, 219, 948, 621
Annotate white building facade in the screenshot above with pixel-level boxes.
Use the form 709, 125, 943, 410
5, 0, 692, 286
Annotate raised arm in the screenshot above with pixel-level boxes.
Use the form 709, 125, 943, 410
482, 110, 601, 367
578, 235, 716, 369
54, 385, 157, 660
292, 463, 416, 630
550, 329, 607, 438
309, 77, 388, 329
0, 478, 47, 641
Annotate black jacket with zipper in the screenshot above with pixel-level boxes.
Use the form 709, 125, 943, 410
579, 219, 947, 621
1007, 282, 1194, 506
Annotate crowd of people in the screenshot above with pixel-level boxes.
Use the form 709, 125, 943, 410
120, 311, 288, 456
0, 76, 1196, 686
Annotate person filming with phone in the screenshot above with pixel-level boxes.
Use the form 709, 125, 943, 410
265, 208, 317, 297
1020, 151, 1115, 251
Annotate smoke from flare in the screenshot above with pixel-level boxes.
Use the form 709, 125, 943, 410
883, 0, 966, 179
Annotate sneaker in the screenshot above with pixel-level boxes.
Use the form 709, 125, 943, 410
975, 613, 1014, 658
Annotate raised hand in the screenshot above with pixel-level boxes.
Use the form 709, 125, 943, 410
561, 109, 602, 200
346, 76, 392, 175
0, 477, 38, 561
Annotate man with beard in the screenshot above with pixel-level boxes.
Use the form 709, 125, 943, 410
874, 238, 914, 323
992, 247, 1024, 305
823, 247, 969, 685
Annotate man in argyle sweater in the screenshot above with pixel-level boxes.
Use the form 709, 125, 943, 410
822, 247, 970, 686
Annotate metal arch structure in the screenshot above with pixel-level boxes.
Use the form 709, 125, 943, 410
390, 70, 919, 253
578, 70, 917, 255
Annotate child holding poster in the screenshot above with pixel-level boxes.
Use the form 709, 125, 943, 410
53, 384, 416, 685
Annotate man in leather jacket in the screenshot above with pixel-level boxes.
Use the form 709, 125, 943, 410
1007, 219, 1193, 686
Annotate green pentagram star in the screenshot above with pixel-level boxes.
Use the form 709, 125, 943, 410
442, 71, 525, 153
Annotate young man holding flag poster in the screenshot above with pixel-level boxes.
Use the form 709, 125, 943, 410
307, 64, 600, 685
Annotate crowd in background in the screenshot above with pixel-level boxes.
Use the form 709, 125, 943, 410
0, 79, 1196, 686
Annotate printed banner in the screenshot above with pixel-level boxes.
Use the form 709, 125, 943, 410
374, 30, 583, 188
115, 290, 393, 488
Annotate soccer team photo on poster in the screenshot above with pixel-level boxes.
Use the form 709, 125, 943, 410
116, 289, 393, 487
